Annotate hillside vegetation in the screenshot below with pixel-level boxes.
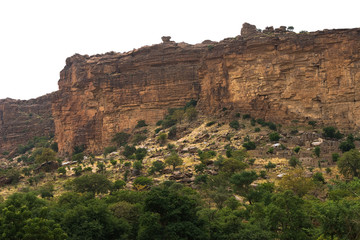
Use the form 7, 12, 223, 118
1, 102, 360, 239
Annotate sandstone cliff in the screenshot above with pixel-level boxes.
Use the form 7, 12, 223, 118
0, 93, 55, 154
53, 24, 360, 155
1, 24, 359, 156
52, 43, 204, 155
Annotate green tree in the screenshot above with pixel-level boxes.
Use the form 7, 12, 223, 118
103, 146, 117, 157
35, 148, 56, 164
185, 106, 197, 121
111, 132, 130, 147
133, 176, 153, 190
23, 218, 68, 240
314, 146, 321, 157
243, 141, 256, 150
269, 132, 281, 141
139, 183, 208, 240
323, 126, 343, 139
308, 120, 317, 128
149, 161, 165, 174
71, 173, 112, 195
266, 191, 312, 239
229, 120, 240, 130
288, 156, 300, 168
337, 149, 360, 178
339, 136, 355, 153
157, 133, 167, 145
135, 120, 148, 128
230, 170, 258, 203
165, 153, 183, 171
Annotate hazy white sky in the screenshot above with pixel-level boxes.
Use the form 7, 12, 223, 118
0, 0, 359, 100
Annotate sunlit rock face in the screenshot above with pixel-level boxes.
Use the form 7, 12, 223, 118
4, 24, 358, 155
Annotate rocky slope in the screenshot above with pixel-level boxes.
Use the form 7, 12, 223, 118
0, 93, 55, 154
53, 24, 360, 155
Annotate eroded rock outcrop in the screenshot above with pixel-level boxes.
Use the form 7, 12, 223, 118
53, 25, 360, 155
2, 24, 359, 156
0, 93, 55, 154
53, 43, 204, 155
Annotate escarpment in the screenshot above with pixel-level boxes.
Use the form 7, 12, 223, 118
0, 93, 55, 154
1, 24, 360, 156
52, 42, 204, 155
53, 24, 360, 155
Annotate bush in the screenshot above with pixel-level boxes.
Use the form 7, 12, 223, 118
265, 161, 276, 170
157, 133, 167, 145
323, 126, 343, 139
293, 146, 301, 153
260, 170, 267, 179
289, 156, 300, 168
168, 126, 177, 139
194, 163, 206, 173
248, 159, 255, 165
104, 146, 117, 157
154, 128, 162, 134
135, 120, 147, 128
243, 141, 256, 150
269, 132, 281, 142
110, 159, 117, 166
112, 180, 126, 191
267, 122, 277, 131
332, 153, 340, 162
73, 166, 82, 176
235, 113, 241, 118
112, 132, 130, 147
135, 148, 147, 161
290, 129, 299, 135
339, 140, 355, 153
132, 134, 147, 145
313, 172, 325, 184
72, 173, 112, 195
133, 161, 143, 171
198, 150, 217, 164
149, 161, 165, 174
185, 106, 197, 121
57, 167, 66, 176
308, 121, 317, 128
229, 120, 240, 130
243, 114, 251, 119
133, 176, 153, 189
71, 152, 84, 163
156, 120, 163, 126
267, 147, 274, 154
254, 127, 260, 132
50, 142, 58, 152
123, 145, 136, 158
314, 146, 321, 157
162, 118, 177, 129
250, 118, 256, 126
73, 145, 85, 154
206, 121, 216, 127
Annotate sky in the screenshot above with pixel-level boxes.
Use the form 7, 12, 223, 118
0, 0, 359, 100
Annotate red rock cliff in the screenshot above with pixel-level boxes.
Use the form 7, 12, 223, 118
53, 42, 204, 155
52, 25, 360, 155
0, 93, 55, 154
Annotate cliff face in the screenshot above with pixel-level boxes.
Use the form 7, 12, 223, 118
52, 43, 204, 155
0, 93, 55, 154
199, 28, 360, 128
47, 25, 360, 155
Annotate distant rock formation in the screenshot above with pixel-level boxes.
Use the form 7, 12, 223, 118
0, 93, 55, 154
1, 23, 360, 155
